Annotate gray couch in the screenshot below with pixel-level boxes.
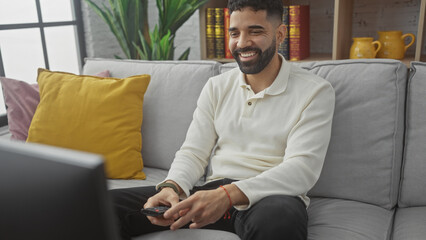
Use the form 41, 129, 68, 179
2, 58, 426, 240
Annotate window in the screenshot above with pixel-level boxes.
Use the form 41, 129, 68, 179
0, 0, 86, 117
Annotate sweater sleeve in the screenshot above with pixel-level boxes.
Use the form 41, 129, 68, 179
160, 79, 218, 197
233, 80, 335, 210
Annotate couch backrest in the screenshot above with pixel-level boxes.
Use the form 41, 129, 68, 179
300, 59, 407, 209
399, 61, 426, 208
223, 59, 407, 209
83, 58, 221, 170
220, 63, 238, 74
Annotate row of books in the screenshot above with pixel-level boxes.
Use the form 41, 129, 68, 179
205, 5, 310, 61
206, 8, 233, 59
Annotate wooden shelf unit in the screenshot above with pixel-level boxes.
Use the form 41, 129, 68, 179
199, 0, 426, 63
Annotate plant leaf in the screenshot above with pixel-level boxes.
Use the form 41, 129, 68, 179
133, 41, 148, 60
102, 3, 131, 58
138, 30, 151, 60
178, 47, 191, 60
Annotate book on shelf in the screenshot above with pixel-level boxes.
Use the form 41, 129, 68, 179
289, 5, 310, 61
206, 8, 228, 59
206, 8, 216, 59
278, 6, 290, 60
224, 8, 233, 59
214, 8, 225, 59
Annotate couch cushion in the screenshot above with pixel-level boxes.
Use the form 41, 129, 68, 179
107, 167, 168, 190
392, 207, 426, 240
83, 59, 221, 170
133, 229, 240, 240
0, 125, 10, 139
131, 198, 396, 240
308, 198, 394, 240
399, 61, 426, 207
299, 59, 406, 209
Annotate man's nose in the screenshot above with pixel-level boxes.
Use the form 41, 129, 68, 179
236, 33, 253, 49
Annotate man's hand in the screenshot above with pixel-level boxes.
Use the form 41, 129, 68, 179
164, 186, 232, 230
144, 187, 180, 226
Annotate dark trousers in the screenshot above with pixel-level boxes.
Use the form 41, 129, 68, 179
110, 179, 308, 240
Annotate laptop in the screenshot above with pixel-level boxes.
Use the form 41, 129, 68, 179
0, 139, 120, 240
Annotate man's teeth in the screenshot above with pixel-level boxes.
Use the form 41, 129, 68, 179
240, 52, 256, 57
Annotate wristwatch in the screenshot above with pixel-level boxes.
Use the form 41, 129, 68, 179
157, 182, 179, 195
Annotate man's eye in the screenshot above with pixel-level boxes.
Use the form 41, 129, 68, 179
230, 32, 239, 37
251, 31, 262, 35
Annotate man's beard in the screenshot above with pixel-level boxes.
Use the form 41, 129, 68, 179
232, 39, 276, 74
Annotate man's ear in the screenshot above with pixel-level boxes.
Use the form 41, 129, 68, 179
276, 23, 286, 44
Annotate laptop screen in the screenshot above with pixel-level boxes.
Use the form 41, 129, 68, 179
0, 139, 119, 240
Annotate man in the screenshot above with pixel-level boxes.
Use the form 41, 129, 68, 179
111, 0, 335, 239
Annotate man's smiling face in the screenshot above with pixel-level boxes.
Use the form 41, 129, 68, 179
228, 8, 279, 74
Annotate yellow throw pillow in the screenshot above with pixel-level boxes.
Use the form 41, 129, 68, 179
27, 68, 150, 179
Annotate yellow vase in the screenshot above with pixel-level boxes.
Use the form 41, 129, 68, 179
377, 31, 415, 59
350, 37, 382, 59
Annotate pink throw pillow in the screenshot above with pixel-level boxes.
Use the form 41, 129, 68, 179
0, 70, 111, 141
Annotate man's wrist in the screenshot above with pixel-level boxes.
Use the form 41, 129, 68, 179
158, 182, 179, 195
158, 180, 184, 196
219, 185, 233, 208
223, 184, 249, 206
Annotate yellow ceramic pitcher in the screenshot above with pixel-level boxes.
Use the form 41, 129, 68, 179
350, 37, 382, 59
377, 31, 415, 59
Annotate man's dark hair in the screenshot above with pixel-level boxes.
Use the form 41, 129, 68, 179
228, 0, 283, 23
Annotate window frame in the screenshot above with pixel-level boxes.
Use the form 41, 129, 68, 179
0, 0, 86, 127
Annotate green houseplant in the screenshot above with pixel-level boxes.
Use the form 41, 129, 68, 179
85, 0, 208, 60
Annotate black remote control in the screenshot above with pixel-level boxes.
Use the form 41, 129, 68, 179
141, 206, 170, 217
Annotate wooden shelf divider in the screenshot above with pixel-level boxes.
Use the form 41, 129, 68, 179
415, 0, 426, 61
332, 0, 353, 60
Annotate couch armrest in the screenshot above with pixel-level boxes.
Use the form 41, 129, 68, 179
0, 113, 7, 127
